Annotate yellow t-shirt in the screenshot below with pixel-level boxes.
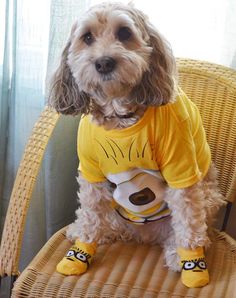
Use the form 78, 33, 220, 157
77, 88, 211, 223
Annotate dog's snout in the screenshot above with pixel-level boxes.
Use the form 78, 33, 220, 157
95, 56, 116, 74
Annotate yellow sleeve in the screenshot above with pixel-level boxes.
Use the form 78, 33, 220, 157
159, 91, 211, 189
77, 116, 106, 183
159, 120, 202, 188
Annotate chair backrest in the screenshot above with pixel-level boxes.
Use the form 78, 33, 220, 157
177, 58, 236, 202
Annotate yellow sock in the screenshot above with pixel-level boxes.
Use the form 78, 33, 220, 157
177, 247, 209, 288
56, 240, 97, 275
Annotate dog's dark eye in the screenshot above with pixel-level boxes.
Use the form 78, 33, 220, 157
117, 27, 132, 42
83, 32, 94, 45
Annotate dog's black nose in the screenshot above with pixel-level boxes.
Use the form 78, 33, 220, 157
95, 56, 116, 74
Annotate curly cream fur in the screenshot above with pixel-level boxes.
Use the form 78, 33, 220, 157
49, 2, 225, 272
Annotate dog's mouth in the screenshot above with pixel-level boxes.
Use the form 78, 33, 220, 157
101, 74, 113, 81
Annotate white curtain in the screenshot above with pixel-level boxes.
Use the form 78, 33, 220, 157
1, 0, 51, 252
1, 2, 236, 293
135, 0, 236, 69
0, 1, 90, 290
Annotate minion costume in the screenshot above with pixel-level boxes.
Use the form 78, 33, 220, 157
57, 88, 211, 288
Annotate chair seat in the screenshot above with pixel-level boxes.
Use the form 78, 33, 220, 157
12, 227, 236, 298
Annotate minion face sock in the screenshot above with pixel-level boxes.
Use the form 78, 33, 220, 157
57, 240, 97, 275
177, 247, 209, 288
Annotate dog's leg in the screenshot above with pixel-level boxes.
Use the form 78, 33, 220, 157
165, 182, 210, 288
57, 176, 113, 275
57, 175, 130, 275
162, 230, 181, 272
203, 164, 226, 226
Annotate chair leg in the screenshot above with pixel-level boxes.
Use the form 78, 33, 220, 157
10, 275, 18, 295
0, 275, 18, 298
221, 202, 232, 231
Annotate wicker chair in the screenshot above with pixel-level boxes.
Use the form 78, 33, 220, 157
1, 58, 236, 297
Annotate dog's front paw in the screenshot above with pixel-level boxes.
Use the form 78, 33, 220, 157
57, 256, 88, 275
178, 247, 209, 288
56, 240, 97, 276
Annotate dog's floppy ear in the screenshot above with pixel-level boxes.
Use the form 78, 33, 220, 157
131, 15, 176, 106
48, 23, 90, 115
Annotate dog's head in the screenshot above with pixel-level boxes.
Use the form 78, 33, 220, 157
49, 2, 176, 126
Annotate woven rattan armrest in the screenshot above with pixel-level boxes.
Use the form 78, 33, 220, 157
177, 58, 236, 203
0, 107, 59, 277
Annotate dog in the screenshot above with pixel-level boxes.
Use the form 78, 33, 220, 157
49, 2, 225, 288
